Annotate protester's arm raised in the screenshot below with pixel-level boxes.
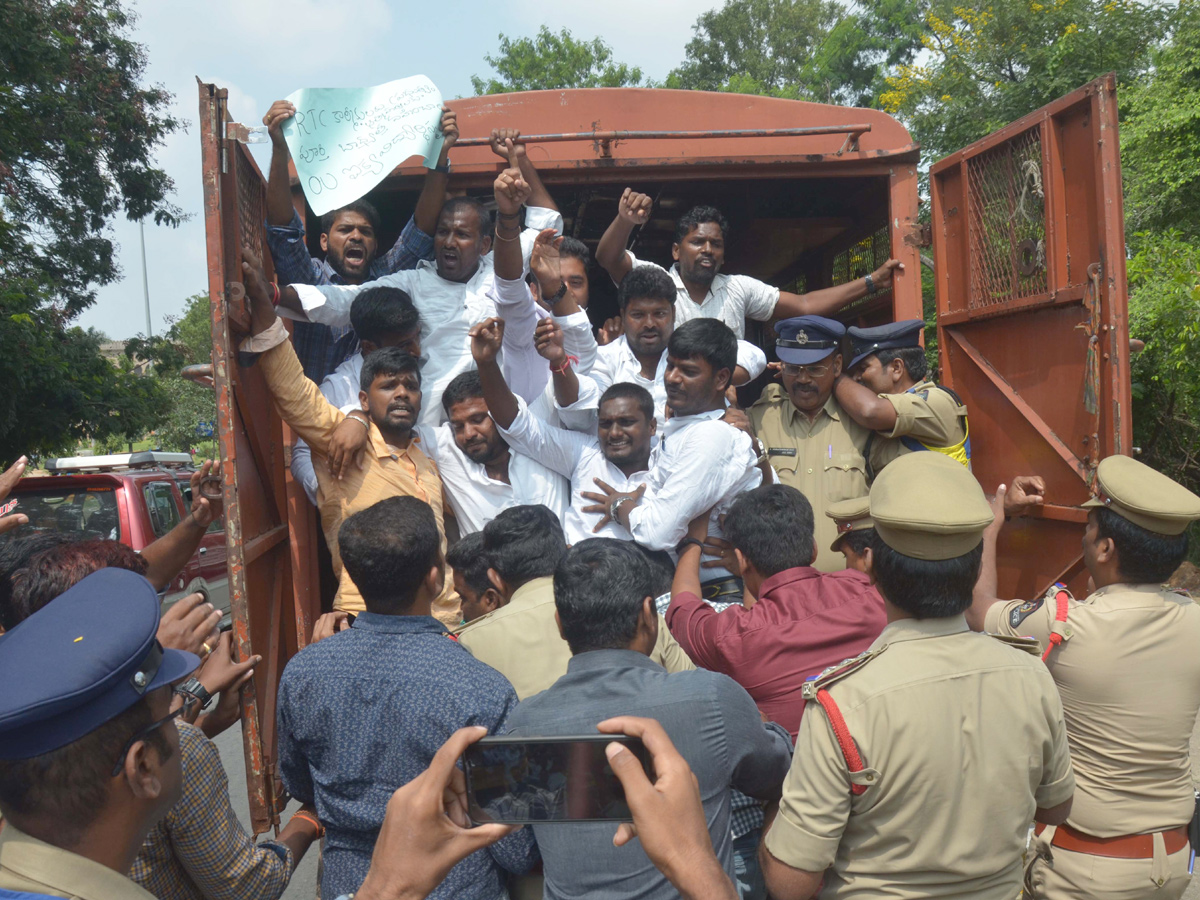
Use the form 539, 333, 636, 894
491, 129, 557, 213
263, 100, 297, 228
412, 107, 458, 235
772, 259, 904, 321
595, 188, 652, 285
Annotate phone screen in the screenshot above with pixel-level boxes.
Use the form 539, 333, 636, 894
464, 735, 651, 824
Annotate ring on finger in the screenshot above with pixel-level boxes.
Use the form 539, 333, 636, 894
201, 641, 212, 656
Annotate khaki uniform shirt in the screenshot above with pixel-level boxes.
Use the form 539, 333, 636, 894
253, 321, 458, 622
455, 576, 695, 700
748, 387, 869, 571
0, 824, 155, 900
986, 583, 1200, 836
764, 615, 1074, 900
868, 379, 968, 475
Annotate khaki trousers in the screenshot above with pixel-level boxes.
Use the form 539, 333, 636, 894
1025, 824, 1192, 900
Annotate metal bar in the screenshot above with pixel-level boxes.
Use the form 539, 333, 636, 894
181, 364, 214, 387
242, 523, 290, 567
936, 284, 1086, 326
944, 327, 1089, 481
454, 123, 872, 147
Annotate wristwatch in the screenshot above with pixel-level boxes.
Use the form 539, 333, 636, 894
175, 676, 213, 712
864, 273, 876, 294
432, 161, 451, 174
609, 494, 637, 521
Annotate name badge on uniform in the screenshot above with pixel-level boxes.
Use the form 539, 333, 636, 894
768, 447, 797, 457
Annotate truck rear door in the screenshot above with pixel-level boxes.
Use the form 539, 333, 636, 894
198, 81, 322, 834
930, 74, 1131, 600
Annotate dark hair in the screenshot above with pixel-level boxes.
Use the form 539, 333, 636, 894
617, 265, 676, 312
675, 205, 729, 243
338, 497, 441, 614
554, 539, 653, 654
869, 532, 982, 618
482, 505, 566, 589
723, 485, 815, 577
599, 383, 656, 424
873, 347, 928, 382
350, 287, 420, 344
839, 528, 875, 557
9, 540, 147, 628
1094, 507, 1190, 584
0, 533, 71, 630
359, 347, 421, 395
0, 693, 171, 845
320, 199, 381, 236
442, 370, 484, 414
631, 543, 675, 599
446, 531, 491, 597
668, 318, 737, 376
558, 236, 591, 268
440, 196, 494, 240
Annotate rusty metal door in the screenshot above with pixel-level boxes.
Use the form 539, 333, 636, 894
198, 81, 322, 834
930, 74, 1131, 600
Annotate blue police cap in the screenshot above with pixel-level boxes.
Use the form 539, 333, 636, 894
774, 316, 845, 365
0, 568, 199, 760
847, 319, 925, 370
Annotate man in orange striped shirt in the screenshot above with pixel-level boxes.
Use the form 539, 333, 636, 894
238, 248, 458, 623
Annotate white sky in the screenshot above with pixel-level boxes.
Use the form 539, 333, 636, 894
79, 0, 717, 338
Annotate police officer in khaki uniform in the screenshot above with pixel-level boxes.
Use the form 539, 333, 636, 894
971, 454, 1200, 900
0, 569, 199, 900
834, 319, 969, 479
748, 316, 869, 572
761, 453, 1076, 900
826, 495, 874, 573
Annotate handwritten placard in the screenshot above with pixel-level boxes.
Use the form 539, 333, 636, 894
281, 76, 445, 217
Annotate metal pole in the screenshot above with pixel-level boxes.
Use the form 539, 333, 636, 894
139, 219, 152, 337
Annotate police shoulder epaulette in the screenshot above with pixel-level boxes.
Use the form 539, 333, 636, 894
801, 647, 887, 700
985, 633, 1041, 656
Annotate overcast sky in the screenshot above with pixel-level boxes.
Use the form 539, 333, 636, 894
79, 0, 717, 339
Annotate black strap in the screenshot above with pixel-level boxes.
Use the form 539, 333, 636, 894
777, 338, 838, 351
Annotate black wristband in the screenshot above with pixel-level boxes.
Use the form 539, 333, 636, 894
676, 537, 705, 555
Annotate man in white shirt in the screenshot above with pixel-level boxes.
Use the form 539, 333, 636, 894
472, 310, 658, 545
567, 265, 766, 430
291, 286, 423, 504
275, 144, 563, 422
581, 318, 764, 601
594, 188, 904, 339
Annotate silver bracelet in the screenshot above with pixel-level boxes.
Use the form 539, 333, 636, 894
345, 414, 370, 431
864, 273, 876, 294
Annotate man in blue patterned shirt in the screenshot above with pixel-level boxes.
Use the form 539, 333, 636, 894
276, 497, 537, 899
261, 100, 457, 383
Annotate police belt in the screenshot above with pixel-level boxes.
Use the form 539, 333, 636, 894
1035, 822, 1190, 858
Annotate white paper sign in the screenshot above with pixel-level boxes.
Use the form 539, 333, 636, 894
281, 75, 445, 217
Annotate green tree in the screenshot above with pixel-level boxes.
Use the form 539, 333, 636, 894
665, 0, 844, 98
126, 294, 217, 453
0, 279, 169, 460
471, 26, 644, 94
1121, 0, 1200, 237
0, 0, 183, 462
878, 0, 1167, 162
0, 0, 183, 315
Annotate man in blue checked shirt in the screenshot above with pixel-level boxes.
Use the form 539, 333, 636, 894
261, 99, 458, 383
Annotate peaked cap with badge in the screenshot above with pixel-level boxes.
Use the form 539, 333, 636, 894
0, 567, 199, 760
775, 315, 845, 365
1081, 454, 1200, 536
825, 495, 874, 553
869, 451, 993, 559
847, 319, 925, 370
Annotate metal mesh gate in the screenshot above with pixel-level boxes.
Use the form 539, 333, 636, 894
966, 126, 1047, 309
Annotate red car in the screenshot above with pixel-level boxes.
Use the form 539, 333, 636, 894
5, 451, 230, 620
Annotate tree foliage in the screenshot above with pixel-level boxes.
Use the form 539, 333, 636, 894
126, 294, 217, 454
877, 0, 1167, 161
471, 27, 644, 95
0, 0, 183, 315
0, 279, 169, 460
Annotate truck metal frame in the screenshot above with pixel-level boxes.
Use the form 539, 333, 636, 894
197, 77, 1129, 832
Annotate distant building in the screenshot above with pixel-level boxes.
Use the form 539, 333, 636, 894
99, 340, 151, 376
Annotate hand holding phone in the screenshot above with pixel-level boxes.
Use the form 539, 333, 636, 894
464, 735, 652, 824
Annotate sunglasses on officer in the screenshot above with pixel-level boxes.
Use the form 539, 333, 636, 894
781, 362, 832, 378
111, 706, 183, 777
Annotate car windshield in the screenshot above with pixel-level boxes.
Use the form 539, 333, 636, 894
5, 487, 121, 541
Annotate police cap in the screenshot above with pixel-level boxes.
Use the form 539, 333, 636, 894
847, 319, 925, 370
826, 495, 874, 553
1081, 454, 1200, 536
0, 568, 199, 760
774, 316, 844, 365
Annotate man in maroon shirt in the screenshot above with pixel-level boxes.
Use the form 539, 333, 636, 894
666, 484, 886, 738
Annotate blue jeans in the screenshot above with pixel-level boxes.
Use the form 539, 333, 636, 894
733, 828, 766, 900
